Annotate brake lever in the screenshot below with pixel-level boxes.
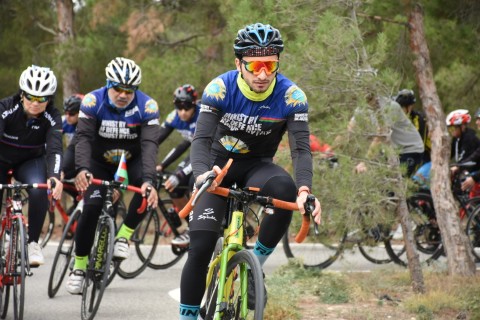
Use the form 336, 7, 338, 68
304, 194, 319, 235
192, 172, 217, 206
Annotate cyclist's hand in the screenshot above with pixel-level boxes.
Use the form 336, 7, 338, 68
75, 170, 91, 192
141, 182, 158, 208
355, 162, 367, 174
48, 177, 63, 200
296, 191, 321, 225
156, 164, 163, 172
461, 176, 475, 191
195, 165, 222, 191
165, 174, 180, 192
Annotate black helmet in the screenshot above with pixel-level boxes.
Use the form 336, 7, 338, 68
233, 23, 284, 58
174, 84, 197, 104
395, 89, 416, 107
63, 94, 84, 113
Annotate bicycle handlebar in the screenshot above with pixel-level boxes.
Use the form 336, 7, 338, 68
178, 158, 312, 243
90, 178, 149, 214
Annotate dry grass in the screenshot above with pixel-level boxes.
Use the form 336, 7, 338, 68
266, 260, 480, 320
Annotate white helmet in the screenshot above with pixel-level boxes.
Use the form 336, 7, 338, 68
446, 109, 471, 126
105, 57, 141, 86
19, 65, 57, 96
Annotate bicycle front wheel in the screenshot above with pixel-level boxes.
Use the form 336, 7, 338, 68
12, 217, 26, 320
81, 217, 115, 320
205, 250, 264, 320
283, 212, 346, 269
118, 209, 160, 279
147, 200, 186, 270
48, 208, 80, 298
0, 227, 8, 318
466, 206, 480, 261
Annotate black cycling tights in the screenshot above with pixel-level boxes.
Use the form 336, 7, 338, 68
181, 161, 296, 306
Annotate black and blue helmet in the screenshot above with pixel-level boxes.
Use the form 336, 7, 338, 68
234, 23, 284, 57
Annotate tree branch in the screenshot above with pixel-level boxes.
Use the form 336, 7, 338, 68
35, 21, 58, 36
357, 12, 410, 27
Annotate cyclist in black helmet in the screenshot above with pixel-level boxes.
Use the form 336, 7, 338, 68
395, 89, 431, 163
156, 84, 200, 246
178, 23, 321, 319
62, 93, 84, 179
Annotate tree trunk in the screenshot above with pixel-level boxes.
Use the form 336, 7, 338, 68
56, 0, 80, 98
409, 4, 476, 276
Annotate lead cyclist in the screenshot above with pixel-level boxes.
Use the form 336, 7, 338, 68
178, 22, 321, 319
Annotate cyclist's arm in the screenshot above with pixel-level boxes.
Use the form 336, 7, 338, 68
140, 120, 160, 184
75, 113, 96, 174
160, 139, 191, 170
157, 124, 174, 145
191, 110, 220, 179
287, 116, 312, 190
45, 107, 64, 179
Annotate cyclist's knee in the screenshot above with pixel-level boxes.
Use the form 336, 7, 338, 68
188, 230, 218, 265
262, 175, 296, 202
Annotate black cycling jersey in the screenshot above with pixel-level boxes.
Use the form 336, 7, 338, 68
0, 92, 63, 178
75, 87, 160, 184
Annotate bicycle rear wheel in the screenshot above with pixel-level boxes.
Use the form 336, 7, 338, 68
117, 209, 160, 279
81, 217, 115, 320
147, 200, 186, 270
11, 217, 26, 320
205, 250, 264, 320
384, 193, 443, 266
48, 208, 80, 298
283, 212, 346, 269
357, 225, 394, 264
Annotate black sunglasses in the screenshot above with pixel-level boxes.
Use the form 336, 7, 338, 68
175, 102, 195, 111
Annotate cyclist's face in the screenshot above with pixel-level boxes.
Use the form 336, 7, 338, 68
22, 94, 48, 117
64, 111, 79, 125
107, 87, 135, 108
235, 55, 278, 94
448, 125, 462, 138
176, 107, 195, 122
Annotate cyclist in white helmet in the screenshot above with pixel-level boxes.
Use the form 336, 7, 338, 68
66, 57, 160, 295
0, 65, 64, 266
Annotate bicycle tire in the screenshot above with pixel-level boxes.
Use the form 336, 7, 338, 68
12, 217, 26, 320
466, 205, 480, 262
203, 236, 224, 317
0, 225, 8, 318
205, 249, 264, 320
117, 209, 160, 279
357, 226, 393, 265
384, 193, 443, 266
146, 199, 186, 270
283, 213, 346, 269
81, 217, 115, 320
47, 208, 80, 298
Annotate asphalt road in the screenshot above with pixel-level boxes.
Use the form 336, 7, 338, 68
19, 242, 427, 320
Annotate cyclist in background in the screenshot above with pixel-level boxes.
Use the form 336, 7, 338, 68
156, 84, 199, 246
179, 23, 321, 319
395, 89, 431, 163
448, 109, 480, 194
0, 65, 63, 266
66, 57, 160, 294
62, 94, 84, 179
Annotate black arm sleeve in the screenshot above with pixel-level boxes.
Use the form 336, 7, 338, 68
191, 111, 220, 179
158, 125, 174, 145
46, 111, 64, 178
287, 117, 312, 190
141, 121, 160, 183
75, 116, 97, 173
160, 139, 191, 170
